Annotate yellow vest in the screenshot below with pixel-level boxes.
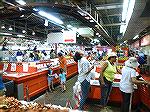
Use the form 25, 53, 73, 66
103, 60, 117, 82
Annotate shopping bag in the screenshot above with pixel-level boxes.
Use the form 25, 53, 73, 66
54, 73, 59, 79
73, 81, 81, 109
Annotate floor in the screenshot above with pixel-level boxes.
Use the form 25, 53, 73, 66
33, 75, 121, 112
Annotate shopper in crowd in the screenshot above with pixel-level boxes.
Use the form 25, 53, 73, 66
119, 57, 150, 112
0, 71, 5, 96
34, 50, 40, 61
74, 51, 94, 110
99, 52, 121, 111
50, 49, 56, 59
59, 68, 66, 92
16, 49, 23, 62
41, 50, 49, 60
58, 52, 67, 72
8, 49, 16, 62
47, 64, 55, 92
22, 50, 29, 62
29, 53, 34, 61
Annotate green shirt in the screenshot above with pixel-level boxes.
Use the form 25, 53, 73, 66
103, 60, 117, 82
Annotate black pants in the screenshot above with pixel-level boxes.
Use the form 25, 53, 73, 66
121, 91, 132, 112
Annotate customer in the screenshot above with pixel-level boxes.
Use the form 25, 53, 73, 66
50, 49, 56, 59
74, 51, 94, 110
0, 71, 5, 96
58, 52, 67, 72
99, 52, 120, 110
59, 68, 66, 92
119, 57, 150, 112
47, 64, 55, 92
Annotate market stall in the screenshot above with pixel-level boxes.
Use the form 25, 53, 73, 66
0, 57, 78, 100
88, 74, 140, 106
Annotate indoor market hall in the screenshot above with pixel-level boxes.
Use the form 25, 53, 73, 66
0, 0, 150, 112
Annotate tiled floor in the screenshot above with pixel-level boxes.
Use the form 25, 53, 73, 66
33, 75, 121, 112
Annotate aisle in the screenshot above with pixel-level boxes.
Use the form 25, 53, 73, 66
33, 75, 121, 112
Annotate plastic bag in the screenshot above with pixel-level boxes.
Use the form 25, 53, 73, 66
73, 81, 81, 109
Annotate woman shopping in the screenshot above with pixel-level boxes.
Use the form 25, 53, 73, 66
99, 52, 121, 111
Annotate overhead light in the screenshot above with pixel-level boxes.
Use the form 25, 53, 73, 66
38, 11, 63, 24
121, 0, 135, 35
32, 31, 35, 35
33, 8, 38, 11
98, 35, 101, 37
44, 19, 48, 26
96, 33, 99, 35
20, 15, 24, 17
122, 0, 129, 21
133, 35, 139, 40
67, 25, 73, 28
16, 0, 26, 5
8, 26, 13, 31
90, 20, 94, 22
1, 25, 5, 29
0, 32, 12, 35
19, 7, 25, 11
17, 34, 25, 37
22, 30, 26, 33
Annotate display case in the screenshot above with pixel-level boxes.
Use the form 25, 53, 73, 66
1, 57, 78, 100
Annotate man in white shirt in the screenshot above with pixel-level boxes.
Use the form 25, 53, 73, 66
119, 57, 150, 112
74, 51, 94, 110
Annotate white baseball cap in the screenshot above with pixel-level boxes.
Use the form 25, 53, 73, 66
125, 57, 140, 68
107, 52, 117, 59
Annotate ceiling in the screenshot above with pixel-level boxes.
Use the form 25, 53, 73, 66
0, 0, 150, 46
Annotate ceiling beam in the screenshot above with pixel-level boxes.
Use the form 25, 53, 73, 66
103, 23, 126, 27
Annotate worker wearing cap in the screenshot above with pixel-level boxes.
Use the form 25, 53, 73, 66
120, 57, 150, 112
99, 52, 120, 110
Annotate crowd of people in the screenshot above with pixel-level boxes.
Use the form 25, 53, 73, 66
1, 47, 150, 112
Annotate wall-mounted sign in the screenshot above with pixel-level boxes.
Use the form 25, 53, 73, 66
141, 35, 150, 46
47, 31, 76, 43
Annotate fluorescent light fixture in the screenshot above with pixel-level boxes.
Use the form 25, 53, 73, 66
33, 8, 38, 11
16, 0, 26, 5
8, 26, 13, 31
0, 32, 12, 35
38, 11, 63, 24
90, 20, 94, 22
67, 25, 73, 28
19, 7, 25, 11
122, 0, 129, 21
32, 31, 35, 35
133, 35, 139, 40
1, 25, 5, 29
121, 0, 135, 35
22, 30, 26, 33
98, 35, 101, 37
44, 19, 48, 26
96, 33, 99, 35
94, 39, 99, 42
17, 34, 25, 37
20, 15, 24, 17
120, 24, 125, 33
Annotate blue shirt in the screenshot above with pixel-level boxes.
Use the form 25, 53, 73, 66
59, 73, 66, 82
0, 76, 4, 90
16, 51, 23, 56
